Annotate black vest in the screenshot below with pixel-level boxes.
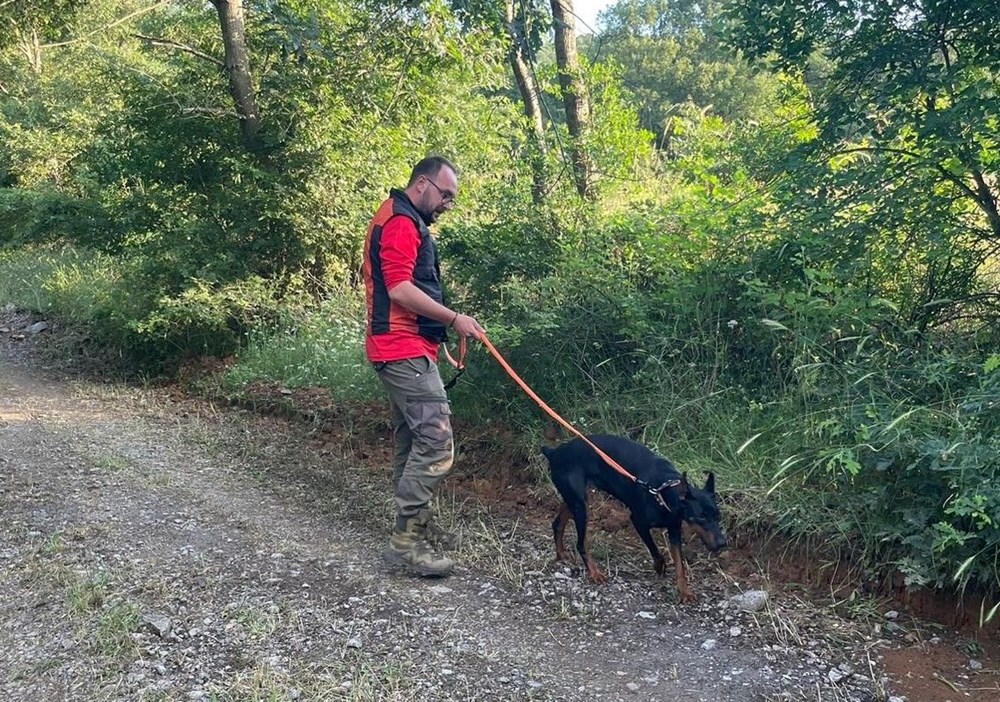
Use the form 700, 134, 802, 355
368, 189, 447, 342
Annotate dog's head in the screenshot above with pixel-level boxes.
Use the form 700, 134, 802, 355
657, 472, 727, 552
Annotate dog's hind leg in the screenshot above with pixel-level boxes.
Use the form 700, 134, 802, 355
667, 527, 695, 602
551, 503, 573, 563
630, 515, 667, 576
566, 498, 606, 584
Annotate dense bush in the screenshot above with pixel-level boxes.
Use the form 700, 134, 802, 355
439, 181, 1000, 602
0, 188, 112, 248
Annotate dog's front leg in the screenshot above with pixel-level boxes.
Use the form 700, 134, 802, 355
582, 554, 607, 583
667, 528, 696, 602
630, 515, 667, 575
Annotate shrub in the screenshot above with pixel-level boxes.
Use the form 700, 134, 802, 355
0, 187, 112, 248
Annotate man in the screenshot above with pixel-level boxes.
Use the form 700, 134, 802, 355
363, 155, 484, 577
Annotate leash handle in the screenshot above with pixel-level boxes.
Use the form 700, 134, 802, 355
478, 333, 645, 487
443, 334, 467, 370
442, 335, 467, 391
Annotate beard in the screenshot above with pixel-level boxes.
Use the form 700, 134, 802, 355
417, 196, 439, 224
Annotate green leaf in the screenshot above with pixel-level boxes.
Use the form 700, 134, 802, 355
952, 555, 976, 583
984, 355, 1000, 374
761, 318, 790, 332
736, 432, 763, 455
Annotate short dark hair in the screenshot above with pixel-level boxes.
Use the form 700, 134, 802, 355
407, 155, 457, 186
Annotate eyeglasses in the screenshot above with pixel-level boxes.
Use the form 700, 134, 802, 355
423, 176, 456, 204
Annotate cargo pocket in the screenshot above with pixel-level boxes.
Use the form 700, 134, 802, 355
404, 395, 454, 476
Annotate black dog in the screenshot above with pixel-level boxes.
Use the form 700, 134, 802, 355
541, 434, 726, 602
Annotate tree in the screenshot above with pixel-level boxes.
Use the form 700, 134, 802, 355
589, 0, 777, 143
0, 0, 87, 73
727, 0, 1000, 328
504, 0, 549, 204
210, 0, 261, 150
451, 0, 553, 204
550, 0, 595, 199
727, 0, 1000, 244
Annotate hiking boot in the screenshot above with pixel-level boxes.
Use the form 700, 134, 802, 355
416, 508, 462, 551
383, 514, 454, 577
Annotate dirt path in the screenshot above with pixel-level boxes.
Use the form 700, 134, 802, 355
0, 316, 990, 701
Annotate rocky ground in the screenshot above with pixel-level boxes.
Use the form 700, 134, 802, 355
1, 306, 997, 701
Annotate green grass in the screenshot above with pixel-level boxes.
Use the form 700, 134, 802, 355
67, 573, 108, 614
223, 297, 381, 402
227, 602, 285, 640
65, 570, 142, 670
0, 244, 123, 322
39, 532, 66, 556
92, 600, 142, 662
205, 657, 419, 702
93, 453, 132, 473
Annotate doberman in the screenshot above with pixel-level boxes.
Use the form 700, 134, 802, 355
541, 434, 726, 602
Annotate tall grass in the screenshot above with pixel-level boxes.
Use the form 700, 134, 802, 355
222, 294, 381, 402
0, 245, 123, 321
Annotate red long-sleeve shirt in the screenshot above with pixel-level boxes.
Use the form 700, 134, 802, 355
364, 213, 439, 362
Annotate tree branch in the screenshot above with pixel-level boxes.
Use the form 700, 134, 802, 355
834, 145, 984, 209
971, 169, 1000, 238
132, 33, 223, 67
180, 106, 236, 118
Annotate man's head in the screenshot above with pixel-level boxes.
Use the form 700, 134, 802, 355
405, 155, 458, 224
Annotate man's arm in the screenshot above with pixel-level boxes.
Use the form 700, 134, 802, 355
388, 282, 483, 339
379, 216, 484, 339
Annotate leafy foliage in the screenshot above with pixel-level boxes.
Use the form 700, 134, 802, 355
725, 0, 1000, 328
0, 0, 522, 361
584, 0, 780, 141
0, 0, 89, 50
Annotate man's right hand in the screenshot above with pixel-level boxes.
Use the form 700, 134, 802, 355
451, 313, 485, 341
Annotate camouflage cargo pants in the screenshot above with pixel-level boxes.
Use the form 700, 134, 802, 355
374, 356, 455, 518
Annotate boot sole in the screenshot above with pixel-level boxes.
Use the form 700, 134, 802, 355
382, 548, 453, 578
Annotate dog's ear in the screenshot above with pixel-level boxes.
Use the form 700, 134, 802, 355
680, 471, 691, 497
704, 471, 715, 494
543, 423, 563, 443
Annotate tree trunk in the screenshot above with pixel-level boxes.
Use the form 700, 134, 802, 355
210, 0, 261, 150
505, 1, 548, 205
549, 0, 595, 199
18, 27, 42, 74
971, 170, 1000, 240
